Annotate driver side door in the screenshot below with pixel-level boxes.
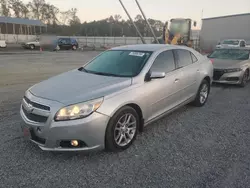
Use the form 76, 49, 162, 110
144, 50, 183, 122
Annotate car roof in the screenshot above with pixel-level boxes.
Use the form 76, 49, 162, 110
111, 44, 188, 52
223, 39, 245, 41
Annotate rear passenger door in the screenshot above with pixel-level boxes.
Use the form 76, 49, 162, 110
174, 49, 200, 102
144, 50, 183, 122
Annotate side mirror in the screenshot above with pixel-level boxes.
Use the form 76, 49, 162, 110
150, 72, 165, 79
145, 71, 165, 81
193, 21, 197, 27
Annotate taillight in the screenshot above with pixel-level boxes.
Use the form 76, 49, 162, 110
210, 59, 214, 64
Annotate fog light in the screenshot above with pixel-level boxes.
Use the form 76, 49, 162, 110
71, 140, 79, 147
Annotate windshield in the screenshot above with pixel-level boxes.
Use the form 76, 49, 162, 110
169, 21, 189, 35
208, 49, 250, 60
222, 40, 239, 45
82, 50, 152, 77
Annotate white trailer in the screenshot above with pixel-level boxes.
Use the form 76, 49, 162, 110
200, 13, 250, 52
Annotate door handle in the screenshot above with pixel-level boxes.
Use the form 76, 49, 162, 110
174, 78, 179, 83
197, 69, 200, 72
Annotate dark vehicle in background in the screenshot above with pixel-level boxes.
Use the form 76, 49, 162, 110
57, 37, 78, 50
39, 35, 79, 51
208, 48, 250, 87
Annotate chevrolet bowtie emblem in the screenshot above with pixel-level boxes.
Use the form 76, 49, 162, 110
26, 103, 34, 113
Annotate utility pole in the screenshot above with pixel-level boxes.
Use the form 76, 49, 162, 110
118, 0, 146, 44
134, 0, 159, 44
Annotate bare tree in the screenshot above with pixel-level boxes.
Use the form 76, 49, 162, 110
60, 10, 71, 25
114, 14, 122, 22
49, 4, 59, 25
28, 0, 45, 19
0, 0, 11, 16
68, 8, 81, 26
8, 0, 22, 17
20, 3, 29, 18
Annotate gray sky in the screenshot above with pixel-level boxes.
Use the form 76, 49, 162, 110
25, 0, 250, 24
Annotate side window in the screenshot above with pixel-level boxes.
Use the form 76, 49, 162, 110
150, 50, 175, 73
59, 38, 66, 44
176, 49, 193, 67
190, 52, 198, 63
66, 38, 71, 44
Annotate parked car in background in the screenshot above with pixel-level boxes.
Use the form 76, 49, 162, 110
21, 39, 40, 50
20, 44, 213, 152
208, 47, 250, 87
0, 40, 7, 48
216, 39, 246, 49
57, 37, 79, 50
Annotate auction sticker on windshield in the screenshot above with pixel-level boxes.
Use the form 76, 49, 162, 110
129, 52, 145, 57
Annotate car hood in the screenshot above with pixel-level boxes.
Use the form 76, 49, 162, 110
211, 59, 242, 69
29, 69, 132, 105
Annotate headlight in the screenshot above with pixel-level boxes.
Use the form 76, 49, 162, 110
225, 68, 242, 73
54, 97, 103, 121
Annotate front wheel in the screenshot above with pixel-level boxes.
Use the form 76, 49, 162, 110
192, 79, 210, 107
29, 44, 35, 50
105, 106, 139, 152
240, 70, 249, 87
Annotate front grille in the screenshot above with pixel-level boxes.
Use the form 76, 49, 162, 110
213, 69, 225, 80
22, 106, 48, 123
30, 129, 46, 145
24, 96, 50, 111
226, 77, 239, 81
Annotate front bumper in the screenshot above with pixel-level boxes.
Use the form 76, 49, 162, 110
213, 70, 244, 84
20, 92, 110, 151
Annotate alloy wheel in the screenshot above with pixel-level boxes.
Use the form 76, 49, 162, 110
242, 71, 248, 85
114, 113, 137, 147
199, 83, 208, 104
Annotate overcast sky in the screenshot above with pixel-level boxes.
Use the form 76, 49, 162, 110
25, 0, 250, 24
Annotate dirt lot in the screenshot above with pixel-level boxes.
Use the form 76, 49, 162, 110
0, 51, 250, 188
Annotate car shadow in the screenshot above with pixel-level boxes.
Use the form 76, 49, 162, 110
212, 82, 241, 89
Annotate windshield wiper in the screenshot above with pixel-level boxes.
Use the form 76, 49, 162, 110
78, 67, 89, 73
90, 71, 121, 77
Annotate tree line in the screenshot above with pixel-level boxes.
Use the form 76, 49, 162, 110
0, 0, 165, 37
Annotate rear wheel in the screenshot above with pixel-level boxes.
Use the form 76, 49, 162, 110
240, 70, 249, 87
192, 79, 210, 107
105, 106, 139, 152
72, 45, 77, 50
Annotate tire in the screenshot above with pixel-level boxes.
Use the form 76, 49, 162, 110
72, 45, 77, 50
240, 70, 249, 87
105, 106, 139, 152
29, 44, 35, 50
192, 79, 210, 107
55, 45, 60, 51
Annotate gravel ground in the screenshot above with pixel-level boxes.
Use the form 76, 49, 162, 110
0, 52, 250, 188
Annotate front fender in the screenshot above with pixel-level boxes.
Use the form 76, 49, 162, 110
96, 84, 146, 118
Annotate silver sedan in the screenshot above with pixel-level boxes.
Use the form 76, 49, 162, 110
208, 48, 250, 87
20, 44, 213, 152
